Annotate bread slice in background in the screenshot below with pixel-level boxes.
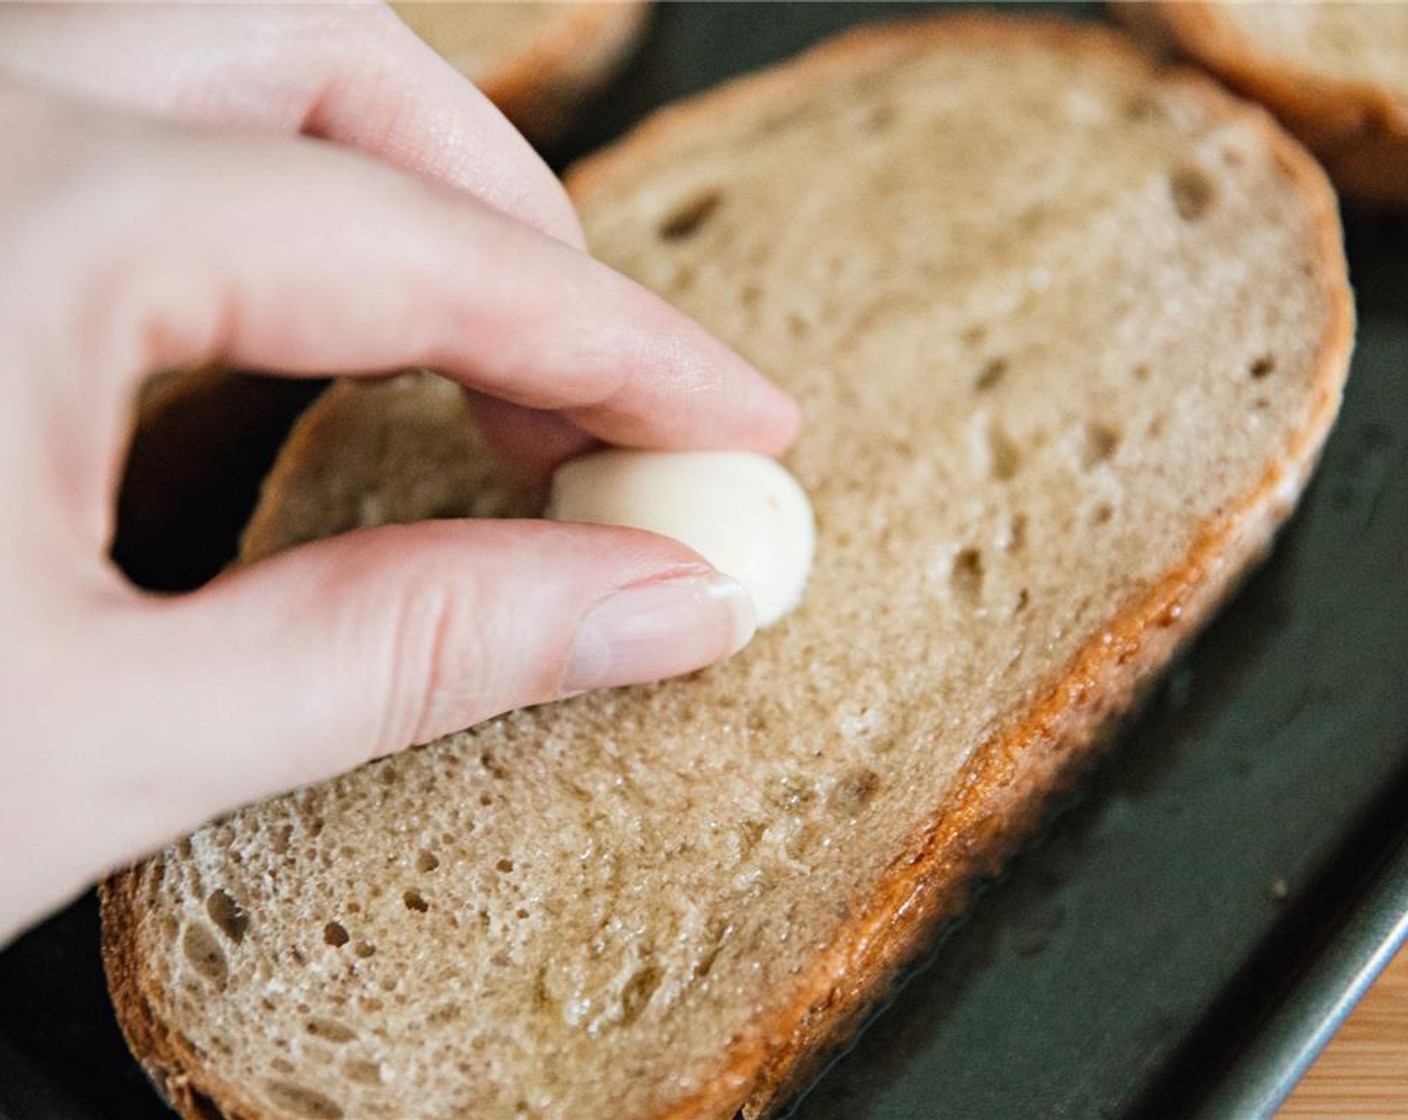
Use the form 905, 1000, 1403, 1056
1118, 1, 1408, 205
394, 2, 650, 149
102, 15, 1353, 1120
115, 2, 648, 590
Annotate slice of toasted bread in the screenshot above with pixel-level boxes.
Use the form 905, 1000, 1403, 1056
102, 15, 1353, 1120
393, 2, 650, 149
1119, 2, 1408, 205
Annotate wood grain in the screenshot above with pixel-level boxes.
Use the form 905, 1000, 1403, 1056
1279, 941, 1408, 1117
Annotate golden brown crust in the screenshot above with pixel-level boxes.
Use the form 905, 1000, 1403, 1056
1119, 1, 1408, 205
478, 1, 652, 149
102, 14, 1355, 1120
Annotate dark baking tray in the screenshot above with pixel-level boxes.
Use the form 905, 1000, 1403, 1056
3, 4, 1407, 1118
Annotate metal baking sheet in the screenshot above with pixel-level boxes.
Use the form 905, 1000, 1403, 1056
3, 5, 1407, 1118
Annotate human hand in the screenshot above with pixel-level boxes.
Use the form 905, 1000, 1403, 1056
0, 1, 615, 473
0, 16, 797, 943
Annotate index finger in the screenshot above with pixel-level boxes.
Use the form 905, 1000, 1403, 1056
18, 102, 798, 480
0, 3, 584, 247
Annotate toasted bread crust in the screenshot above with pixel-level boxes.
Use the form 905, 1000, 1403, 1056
1119, 2, 1408, 205
478, 1, 651, 149
103, 14, 1354, 1120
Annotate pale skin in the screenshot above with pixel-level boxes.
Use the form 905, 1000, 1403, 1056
0, 5, 799, 944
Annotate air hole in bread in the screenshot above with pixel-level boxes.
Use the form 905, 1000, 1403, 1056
1004, 514, 1028, 554
985, 422, 1020, 481
658, 189, 722, 240
1170, 165, 1216, 221
425, 1003, 459, 1031
694, 944, 724, 981
829, 768, 882, 816
1147, 414, 1167, 438
263, 1081, 344, 1119
1249, 355, 1276, 379
1091, 502, 1115, 526
767, 773, 817, 813
516, 908, 531, 920
785, 312, 810, 340
402, 889, 429, 913
1123, 92, 1164, 121
526, 965, 551, 1012
205, 889, 248, 944
951, 548, 984, 604
975, 356, 1008, 391
620, 965, 663, 1025
343, 1059, 383, 1086
478, 792, 494, 807
182, 922, 229, 985
496, 858, 515, 874
864, 103, 897, 131
323, 922, 350, 948
1080, 422, 1121, 469
415, 850, 440, 873
1255, 396, 1271, 411
1014, 588, 1031, 616
271, 1057, 295, 1075
1132, 363, 1150, 383
306, 1018, 357, 1044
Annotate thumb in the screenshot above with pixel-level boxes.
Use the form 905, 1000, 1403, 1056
123, 520, 755, 823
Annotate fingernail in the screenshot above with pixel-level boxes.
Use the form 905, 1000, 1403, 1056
563, 573, 756, 695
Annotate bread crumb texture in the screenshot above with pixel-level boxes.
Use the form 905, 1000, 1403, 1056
106, 17, 1349, 1120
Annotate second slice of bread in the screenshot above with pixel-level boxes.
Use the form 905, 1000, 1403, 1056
103, 15, 1353, 1120
393, 2, 650, 148
1120, 1, 1408, 204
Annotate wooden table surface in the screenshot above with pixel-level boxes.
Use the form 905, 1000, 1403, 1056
1279, 940, 1408, 1117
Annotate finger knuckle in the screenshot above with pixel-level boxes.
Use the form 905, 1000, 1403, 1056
376, 569, 485, 755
